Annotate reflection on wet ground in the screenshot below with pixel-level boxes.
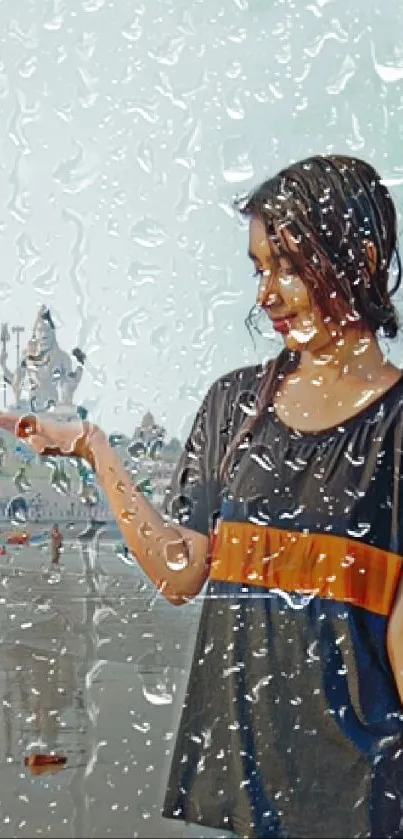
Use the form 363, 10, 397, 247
0, 537, 204, 838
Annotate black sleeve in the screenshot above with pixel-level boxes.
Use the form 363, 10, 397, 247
164, 383, 224, 537
164, 365, 261, 536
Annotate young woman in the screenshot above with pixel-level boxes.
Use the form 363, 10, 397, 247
2, 155, 403, 838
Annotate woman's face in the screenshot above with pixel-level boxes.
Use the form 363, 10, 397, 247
248, 216, 339, 353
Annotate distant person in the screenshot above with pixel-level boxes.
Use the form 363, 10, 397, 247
3, 155, 403, 837
50, 524, 63, 565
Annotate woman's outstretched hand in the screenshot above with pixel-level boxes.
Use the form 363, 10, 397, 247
0, 411, 209, 604
0, 412, 98, 465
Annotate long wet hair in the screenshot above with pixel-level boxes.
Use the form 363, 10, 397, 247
220, 154, 402, 482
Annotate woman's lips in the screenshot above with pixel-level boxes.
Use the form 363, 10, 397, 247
271, 315, 296, 334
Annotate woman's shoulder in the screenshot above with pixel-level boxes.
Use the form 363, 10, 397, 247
205, 360, 274, 406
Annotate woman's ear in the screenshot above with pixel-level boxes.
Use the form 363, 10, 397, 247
365, 240, 377, 274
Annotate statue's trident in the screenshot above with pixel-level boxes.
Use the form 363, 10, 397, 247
0, 323, 10, 407
1, 322, 10, 356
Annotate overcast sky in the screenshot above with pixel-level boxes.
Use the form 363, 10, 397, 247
1, 0, 403, 440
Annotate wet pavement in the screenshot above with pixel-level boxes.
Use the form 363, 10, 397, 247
0, 536, 207, 838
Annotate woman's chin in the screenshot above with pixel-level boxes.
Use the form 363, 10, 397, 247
283, 329, 317, 351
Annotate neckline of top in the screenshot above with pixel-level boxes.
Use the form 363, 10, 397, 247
269, 373, 403, 441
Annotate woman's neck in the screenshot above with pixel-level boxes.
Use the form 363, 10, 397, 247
297, 327, 388, 386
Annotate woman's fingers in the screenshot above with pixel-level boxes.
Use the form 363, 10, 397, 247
0, 412, 40, 438
0, 413, 95, 461
0, 412, 22, 435
0, 413, 59, 455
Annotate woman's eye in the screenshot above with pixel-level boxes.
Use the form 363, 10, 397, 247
253, 267, 272, 279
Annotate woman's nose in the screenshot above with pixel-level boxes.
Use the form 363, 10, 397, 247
256, 271, 278, 307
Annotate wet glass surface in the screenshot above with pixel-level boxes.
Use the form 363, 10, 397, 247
1, 0, 403, 836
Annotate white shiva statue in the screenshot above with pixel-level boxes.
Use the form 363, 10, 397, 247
0, 305, 86, 419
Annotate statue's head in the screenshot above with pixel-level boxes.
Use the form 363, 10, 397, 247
32, 306, 56, 354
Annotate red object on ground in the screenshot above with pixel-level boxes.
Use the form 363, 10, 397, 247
24, 753, 67, 766
24, 754, 67, 774
6, 532, 29, 545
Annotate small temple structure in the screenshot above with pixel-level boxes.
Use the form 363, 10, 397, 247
130, 410, 166, 458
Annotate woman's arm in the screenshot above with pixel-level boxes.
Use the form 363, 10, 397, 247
81, 427, 210, 606
387, 576, 403, 703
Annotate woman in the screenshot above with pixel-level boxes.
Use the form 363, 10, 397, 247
2, 155, 403, 838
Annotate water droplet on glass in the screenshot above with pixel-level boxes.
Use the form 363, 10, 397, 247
115, 544, 135, 566
13, 467, 31, 493
165, 554, 189, 572
289, 324, 318, 344
221, 136, 254, 183
6, 496, 28, 525
0, 283, 12, 302
238, 390, 257, 417
170, 493, 192, 525
165, 538, 188, 571
128, 441, 147, 460
120, 509, 136, 524
148, 35, 185, 67
130, 218, 167, 248
150, 325, 170, 353
326, 55, 356, 95
18, 415, 37, 437
136, 141, 154, 174
32, 265, 59, 296
138, 522, 153, 539
51, 466, 71, 495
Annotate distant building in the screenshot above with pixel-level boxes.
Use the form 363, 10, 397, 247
130, 411, 166, 459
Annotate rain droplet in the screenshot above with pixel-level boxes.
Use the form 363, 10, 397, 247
115, 545, 135, 566
170, 493, 193, 525
18, 415, 37, 437
148, 35, 185, 67
136, 141, 154, 174
238, 390, 257, 417
150, 325, 169, 353
224, 87, 245, 120
165, 539, 189, 571
130, 218, 167, 248
0, 283, 12, 302
371, 42, 403, 83
120, 509, 136, 524
6, 496, 27, 525
122, 16, 143, 43
0, 73, 9, 98
221, 136, 254, 183
326, 55, 356, 95
128, 260, 161, 287
51, 467, 71, 495
83, 0, 105, 10
165, 555, 188, 572
245, 675, 272, 703
14, 467, 31, 493
118, 311, 139, 346
128, 441, 147, 460
346, 524, 371, 538
141, 671, 173, 704
80, 484, 98, 506
138, 522, 153, 538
